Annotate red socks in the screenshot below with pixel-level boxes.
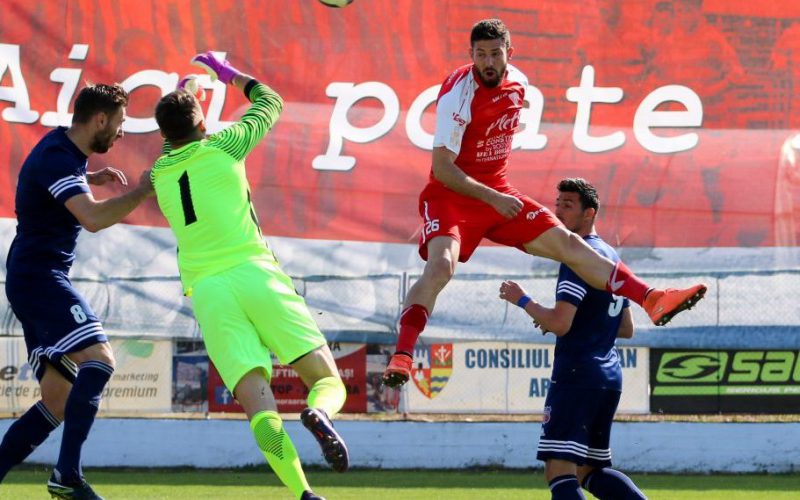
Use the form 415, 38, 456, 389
605, 261, 650, 306
395, 304, 429, 356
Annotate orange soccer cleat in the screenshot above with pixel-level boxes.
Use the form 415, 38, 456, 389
643, 284, 707, 326
381, 352, 413, 388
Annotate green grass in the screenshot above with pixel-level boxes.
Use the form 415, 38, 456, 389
4, 468, 800, 499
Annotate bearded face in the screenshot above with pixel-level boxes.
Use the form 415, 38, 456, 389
470, 38, 511, 88
90, 107, 125, 154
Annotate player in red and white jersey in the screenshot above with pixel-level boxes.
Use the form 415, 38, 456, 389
382, 18, 708, 388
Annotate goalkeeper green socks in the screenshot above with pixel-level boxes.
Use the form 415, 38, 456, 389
307, 376, 347, 417
250, 411, 309, 497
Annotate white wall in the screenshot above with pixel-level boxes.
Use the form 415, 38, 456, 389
1, 419, 798, 473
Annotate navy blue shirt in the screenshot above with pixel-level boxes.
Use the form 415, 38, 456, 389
551, 235, 630, 391
6, 127, 91, 276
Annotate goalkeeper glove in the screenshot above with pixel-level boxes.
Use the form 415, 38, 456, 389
177, 75, 206, 101
190, 51, 241, 85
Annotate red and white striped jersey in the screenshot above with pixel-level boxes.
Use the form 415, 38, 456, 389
430, 63, 528, 190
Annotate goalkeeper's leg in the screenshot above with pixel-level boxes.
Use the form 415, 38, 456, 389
235, 368, 314, 500
292, 346, 349, 472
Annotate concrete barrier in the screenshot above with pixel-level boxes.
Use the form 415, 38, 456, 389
1, 419, 798, 473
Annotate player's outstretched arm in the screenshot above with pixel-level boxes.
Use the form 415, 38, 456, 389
64, 169, 154, 233
432, 147, 522, 218
191, 51, 283, 161
499, 280, 576, 336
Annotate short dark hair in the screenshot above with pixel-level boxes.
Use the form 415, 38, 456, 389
558, 178, 599, 212
470, 19, 511, 48
71, 83, 128, 124
155, 90, 200, 142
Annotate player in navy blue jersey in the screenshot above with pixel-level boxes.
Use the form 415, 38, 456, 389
499, 178, 646, 500
0, 83, 153, 499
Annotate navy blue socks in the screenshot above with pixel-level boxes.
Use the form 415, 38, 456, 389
54, 360, 113, 484
582, 468, 647, 500
549, 474, 586, 499
0, 401, 61, 482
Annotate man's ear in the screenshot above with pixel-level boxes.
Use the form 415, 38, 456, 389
507, 46, 514, 61
94, 112, 108, 130
198, 120, 207, 134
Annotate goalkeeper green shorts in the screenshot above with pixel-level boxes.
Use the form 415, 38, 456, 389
191, 258, 327, 392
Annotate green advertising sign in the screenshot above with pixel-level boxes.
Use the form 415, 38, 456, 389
650, 350, 800, 413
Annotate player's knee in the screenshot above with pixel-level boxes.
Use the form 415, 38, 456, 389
82, 341, 116, 370
424, 254, 455, 288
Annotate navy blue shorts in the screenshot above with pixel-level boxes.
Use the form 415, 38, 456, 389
536, 383, 621, 468
5, 272, 106, 383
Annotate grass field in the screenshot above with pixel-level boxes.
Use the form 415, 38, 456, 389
4, 468, 800, 499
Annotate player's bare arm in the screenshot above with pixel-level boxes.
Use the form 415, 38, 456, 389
86, 166, 127, 186
499, 280, 577, 336
616, 307, 634, 339
432, 146, 522, 218
64, 169, 154, 232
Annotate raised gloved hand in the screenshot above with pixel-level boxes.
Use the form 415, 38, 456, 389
190, 51, 240, 85
177, 75, 206, 101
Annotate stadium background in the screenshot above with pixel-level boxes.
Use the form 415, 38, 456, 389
1, 0, 800, 473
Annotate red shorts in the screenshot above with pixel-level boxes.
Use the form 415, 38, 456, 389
417, 184, 562, 262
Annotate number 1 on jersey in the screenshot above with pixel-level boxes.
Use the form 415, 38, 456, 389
178, 171, 197, 225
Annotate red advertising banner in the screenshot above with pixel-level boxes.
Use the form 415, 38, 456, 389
2, 1, 800, 247
208, 343, 366, 413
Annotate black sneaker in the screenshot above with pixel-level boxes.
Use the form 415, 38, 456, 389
300, 407, 349, 472
47, 474, 104, 500
301, 491, 327, 500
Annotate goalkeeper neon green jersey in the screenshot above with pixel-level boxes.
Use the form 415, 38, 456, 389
151, 82, 283, 294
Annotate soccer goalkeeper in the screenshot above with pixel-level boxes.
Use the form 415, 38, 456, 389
151, 52, 348, 500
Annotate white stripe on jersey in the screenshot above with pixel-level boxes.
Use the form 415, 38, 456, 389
60, 355, 78, 377
432, 70, 473, 155
587, 447, 613, 460
79, 360, 115, 375
538, 438, 612, 460
48, 175, 87, 198
557, 281, 587, 301
45, 326, 104, 358
44, 322, 104, 357
538, 438, 589, 455
422, 201, 430, 244
28, 347, 43, 376
49, 175, 80, 193
34, 401, 61, 427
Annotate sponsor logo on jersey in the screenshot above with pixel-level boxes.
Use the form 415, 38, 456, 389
485, 110, 520, 136
526, 207, 547, 220
411, 343, 453, 399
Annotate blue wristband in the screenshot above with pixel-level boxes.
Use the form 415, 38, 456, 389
516, 295, 532, 308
